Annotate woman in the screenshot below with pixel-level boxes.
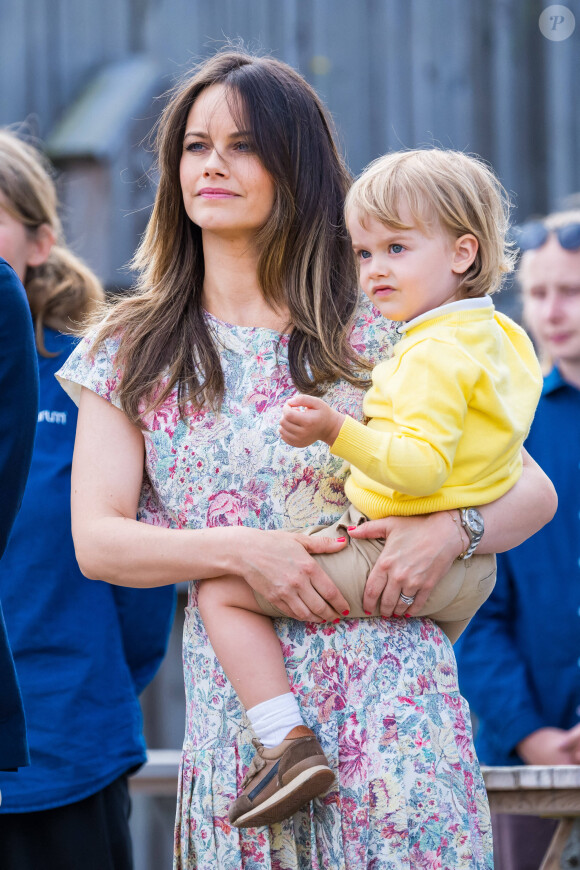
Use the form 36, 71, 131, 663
58, 51, 555, 869
0, 129, 175, 870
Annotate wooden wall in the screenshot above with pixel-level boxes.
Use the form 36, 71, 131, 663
2, 0, 579, 285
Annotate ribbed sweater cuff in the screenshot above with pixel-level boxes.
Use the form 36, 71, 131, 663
330, 414, 386, 468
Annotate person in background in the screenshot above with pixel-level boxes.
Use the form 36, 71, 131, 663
0, 129, 176, 870
0, 257, 38, 790
456, 208, 580, 870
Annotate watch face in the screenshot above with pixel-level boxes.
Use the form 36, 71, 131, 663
465, 508, 484, 534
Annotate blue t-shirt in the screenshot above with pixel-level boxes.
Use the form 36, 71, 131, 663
456, 369, 580, 765
0, 328, 176, 811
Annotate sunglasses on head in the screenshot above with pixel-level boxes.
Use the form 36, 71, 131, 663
512, 221, 580, 252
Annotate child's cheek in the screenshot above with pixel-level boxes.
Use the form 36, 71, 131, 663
358, 265, 370, 290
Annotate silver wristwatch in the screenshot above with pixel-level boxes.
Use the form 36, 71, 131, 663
458, 507, 484, 560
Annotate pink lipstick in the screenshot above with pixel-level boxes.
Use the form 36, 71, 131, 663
197, 188, 238, 198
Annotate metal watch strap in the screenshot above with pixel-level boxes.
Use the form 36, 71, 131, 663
458, 507, 484, 560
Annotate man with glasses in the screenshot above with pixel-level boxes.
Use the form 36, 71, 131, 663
456, 208, 580, 869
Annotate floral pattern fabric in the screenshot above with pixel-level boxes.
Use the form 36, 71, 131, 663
57, 297, 493, 869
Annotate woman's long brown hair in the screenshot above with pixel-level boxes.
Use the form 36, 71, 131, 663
89, 50, 368, 426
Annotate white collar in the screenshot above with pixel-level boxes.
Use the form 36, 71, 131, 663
396, 295, 494, 335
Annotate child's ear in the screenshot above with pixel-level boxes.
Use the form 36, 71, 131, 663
452, 234, 478, 275
26, 223, 56, 269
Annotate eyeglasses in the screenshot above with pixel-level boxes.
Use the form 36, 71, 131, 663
512, 221, 580, 252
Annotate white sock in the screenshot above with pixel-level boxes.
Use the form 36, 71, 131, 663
246, 692, 305, 748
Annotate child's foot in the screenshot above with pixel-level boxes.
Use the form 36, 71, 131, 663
228, 725, 335, 827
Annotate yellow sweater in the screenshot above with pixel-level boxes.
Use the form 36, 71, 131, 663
331, 299, 543, 518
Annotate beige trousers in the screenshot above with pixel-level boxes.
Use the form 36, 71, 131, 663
255, 505, 496, 643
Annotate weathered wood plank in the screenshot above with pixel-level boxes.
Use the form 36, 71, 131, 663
2, 1, 578, 291
0, 0, 29, 126
483, 766, 580, 790
544, 33, 580, 208
485, 790, 580, 815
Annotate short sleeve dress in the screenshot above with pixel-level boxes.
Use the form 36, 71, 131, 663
57, 297, 493, 870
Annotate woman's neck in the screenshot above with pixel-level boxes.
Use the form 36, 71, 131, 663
201, 233, 290, 330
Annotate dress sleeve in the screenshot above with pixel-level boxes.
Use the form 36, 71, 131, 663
55, 332, 124, 410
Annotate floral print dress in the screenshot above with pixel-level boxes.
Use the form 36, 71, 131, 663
57, 298, 493, 870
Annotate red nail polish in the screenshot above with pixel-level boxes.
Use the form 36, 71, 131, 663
404, 613, 411, 618
364, 610, 371, 615
342, 609, 350, 616
336, 537, 346, 543
347, 526, 356, 531
332, 618, 340, 624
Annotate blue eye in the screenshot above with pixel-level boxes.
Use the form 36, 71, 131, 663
390, 244, 404, 254
359, 250, 371, 260
185, 142, 205, 152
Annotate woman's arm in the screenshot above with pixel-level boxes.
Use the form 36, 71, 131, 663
348, 447, 557, 617
476, 448, 557, 553
71, 388, 349, 622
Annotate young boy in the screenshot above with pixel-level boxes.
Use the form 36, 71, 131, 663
197, 148, 543, 829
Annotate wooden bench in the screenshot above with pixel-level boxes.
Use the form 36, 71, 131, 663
483, 765, 580, 870
131, 754, 580, 867
131, 749, 182, 796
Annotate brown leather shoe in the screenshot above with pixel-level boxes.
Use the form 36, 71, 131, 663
229, 725, 335, 828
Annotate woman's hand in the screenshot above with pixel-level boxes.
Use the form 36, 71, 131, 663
347, 448, 556, 618
238, 529, 351, 622
280, 394, 345, 448
348, 512, 465, 617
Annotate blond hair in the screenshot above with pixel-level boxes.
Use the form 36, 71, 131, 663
0, 129, 104, 356
345, 148, 516, 298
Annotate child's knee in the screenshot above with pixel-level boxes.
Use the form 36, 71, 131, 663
198, 576, 242, 615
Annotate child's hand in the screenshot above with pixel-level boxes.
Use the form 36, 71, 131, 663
280, 395, 345, 448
